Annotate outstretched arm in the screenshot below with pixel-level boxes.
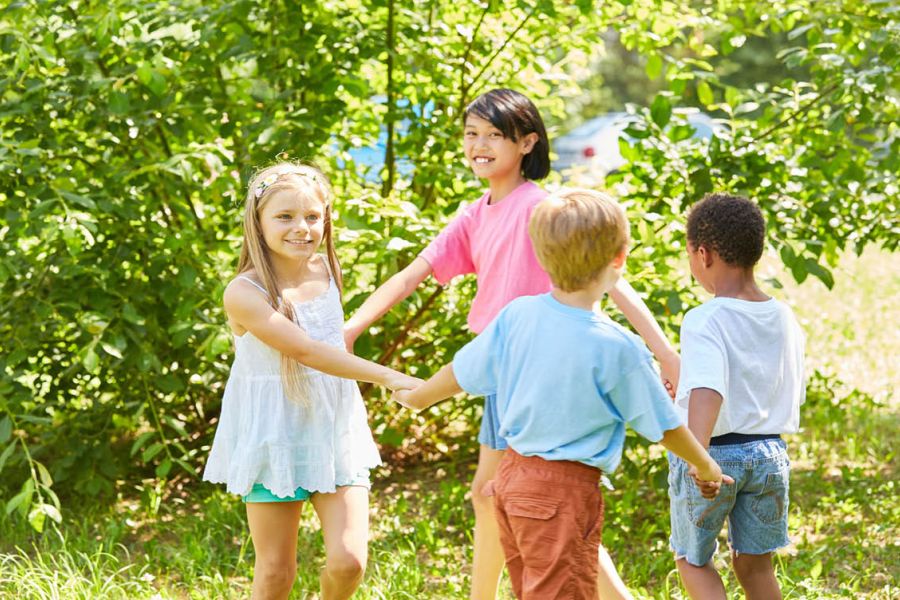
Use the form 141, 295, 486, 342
392, 363, 463, 411
608, 277, 680, 393
344, 257, 433, 351
226, 279, 420, 390
659, 425, 732, 498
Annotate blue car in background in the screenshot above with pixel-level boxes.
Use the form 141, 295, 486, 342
554, 111, 719, 177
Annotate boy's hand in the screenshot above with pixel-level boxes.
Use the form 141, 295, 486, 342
660, 353, 680, 400
392, 388, 419, 410
689, 460, 734, 499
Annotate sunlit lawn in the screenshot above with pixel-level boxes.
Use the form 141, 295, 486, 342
0, 248, 896, 599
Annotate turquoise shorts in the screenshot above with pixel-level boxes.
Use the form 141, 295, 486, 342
242, 472, 372, 503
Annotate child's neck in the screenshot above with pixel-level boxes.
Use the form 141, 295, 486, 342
271, 256, 316, 289
487, 172, 528, 205
550, 277, 613, 312
711, 269, 768, 301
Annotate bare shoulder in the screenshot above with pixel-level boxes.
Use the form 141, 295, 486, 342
224, 272, 270, 318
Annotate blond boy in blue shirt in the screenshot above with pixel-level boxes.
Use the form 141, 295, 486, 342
395, 189, 729, 599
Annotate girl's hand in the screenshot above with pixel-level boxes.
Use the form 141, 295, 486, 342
343, 324, 361, 353
384, 372, 423, 392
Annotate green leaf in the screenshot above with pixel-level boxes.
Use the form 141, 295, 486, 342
810, 560, 823, 579
101, 342, 124, 359
59, 191, 97, 210
155, 458, 172, 478
131, 431, 155, 456
645, 54, 663, 79
28, 505, 45, 533
378, 427, 404, 447
618, 138, 639, 162
40, 503, 62, 524
0, 417, 10, 443
697, 81, 714, 106
0, 441, 16, 475
109, 91, 130, 115
650, 95, 672, 128
142, 442, 164, 461
83, 348, 100, 373
6, 479, 34, 516
175, 459, 198, 476
36, 461, 53, 487
804, 259, 834, 289
137, 63, 167, 96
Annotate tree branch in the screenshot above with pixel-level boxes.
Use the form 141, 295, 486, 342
458, 3, 538, 113
747, 81, 841, 146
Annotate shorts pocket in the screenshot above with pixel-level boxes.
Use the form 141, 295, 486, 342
505, 497, 559, 520
686, 473, 732, 531
750, 469, 789, 524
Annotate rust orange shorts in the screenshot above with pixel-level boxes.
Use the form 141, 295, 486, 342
486, 449, 605, 599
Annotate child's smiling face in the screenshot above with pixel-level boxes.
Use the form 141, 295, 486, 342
258, 190, 326, 264
463, 115, 533, 182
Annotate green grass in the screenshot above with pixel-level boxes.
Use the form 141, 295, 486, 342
1, 248, 897, 599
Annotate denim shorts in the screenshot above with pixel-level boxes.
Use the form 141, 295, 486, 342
242, 471, 371, 503
668, 438, 791, 566
478, 393, 508, 450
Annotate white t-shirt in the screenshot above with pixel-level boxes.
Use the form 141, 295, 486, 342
675, 297, 805, 437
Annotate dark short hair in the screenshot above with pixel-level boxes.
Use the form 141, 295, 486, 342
464, 89, 550, 180
686, 193, 766, 268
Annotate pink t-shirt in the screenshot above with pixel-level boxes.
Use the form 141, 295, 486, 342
420, 181, 552, 333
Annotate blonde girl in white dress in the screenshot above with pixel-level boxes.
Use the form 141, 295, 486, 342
203, 163, 420, 600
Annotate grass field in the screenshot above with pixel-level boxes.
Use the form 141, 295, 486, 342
1, 248, 896, 599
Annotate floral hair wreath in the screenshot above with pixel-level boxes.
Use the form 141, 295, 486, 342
254, 167, 319, 199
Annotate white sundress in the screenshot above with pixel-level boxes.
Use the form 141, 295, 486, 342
202, 267, 382, 498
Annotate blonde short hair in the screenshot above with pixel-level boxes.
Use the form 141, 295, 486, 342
529, 188, 629, 292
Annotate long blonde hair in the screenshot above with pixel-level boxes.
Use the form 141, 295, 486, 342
237, 162, 343, 406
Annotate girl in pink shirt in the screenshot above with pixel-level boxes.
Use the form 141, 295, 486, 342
345, 89, 678, 600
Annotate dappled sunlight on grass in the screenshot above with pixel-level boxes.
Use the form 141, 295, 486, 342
758, 246, 898, 407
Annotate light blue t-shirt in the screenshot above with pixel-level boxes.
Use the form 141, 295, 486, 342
453, 293, 682, 473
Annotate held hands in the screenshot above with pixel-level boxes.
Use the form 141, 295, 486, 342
688, 459, 735, 500
384, 372, 422, 393
660, 353, 681, 401
391, 388, 419, 411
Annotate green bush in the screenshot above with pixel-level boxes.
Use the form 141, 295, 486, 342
0, 0, 896, 530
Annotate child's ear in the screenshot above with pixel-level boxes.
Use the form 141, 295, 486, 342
697, 244, 714, 268
520, 132, 539, 154
612, 247, 628, 269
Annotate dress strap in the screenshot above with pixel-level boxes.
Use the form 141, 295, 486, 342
236, 275, 270, 298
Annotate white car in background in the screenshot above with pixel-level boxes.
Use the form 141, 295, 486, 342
554, 111, 719, 177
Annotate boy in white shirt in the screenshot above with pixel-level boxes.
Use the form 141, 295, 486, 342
669, 193, 806, 599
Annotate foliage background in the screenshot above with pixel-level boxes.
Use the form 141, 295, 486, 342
0, 1, 897, 588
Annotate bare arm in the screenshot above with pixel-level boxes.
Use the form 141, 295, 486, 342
344, 257, 434, 350
226, 280, 419, 390
608, 277, 680, 393
660, 425, 734, 496
686, 387, 724, 449
391, 363, 463, 411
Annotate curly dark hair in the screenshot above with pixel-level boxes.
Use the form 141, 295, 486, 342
686, 193, 766, 268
